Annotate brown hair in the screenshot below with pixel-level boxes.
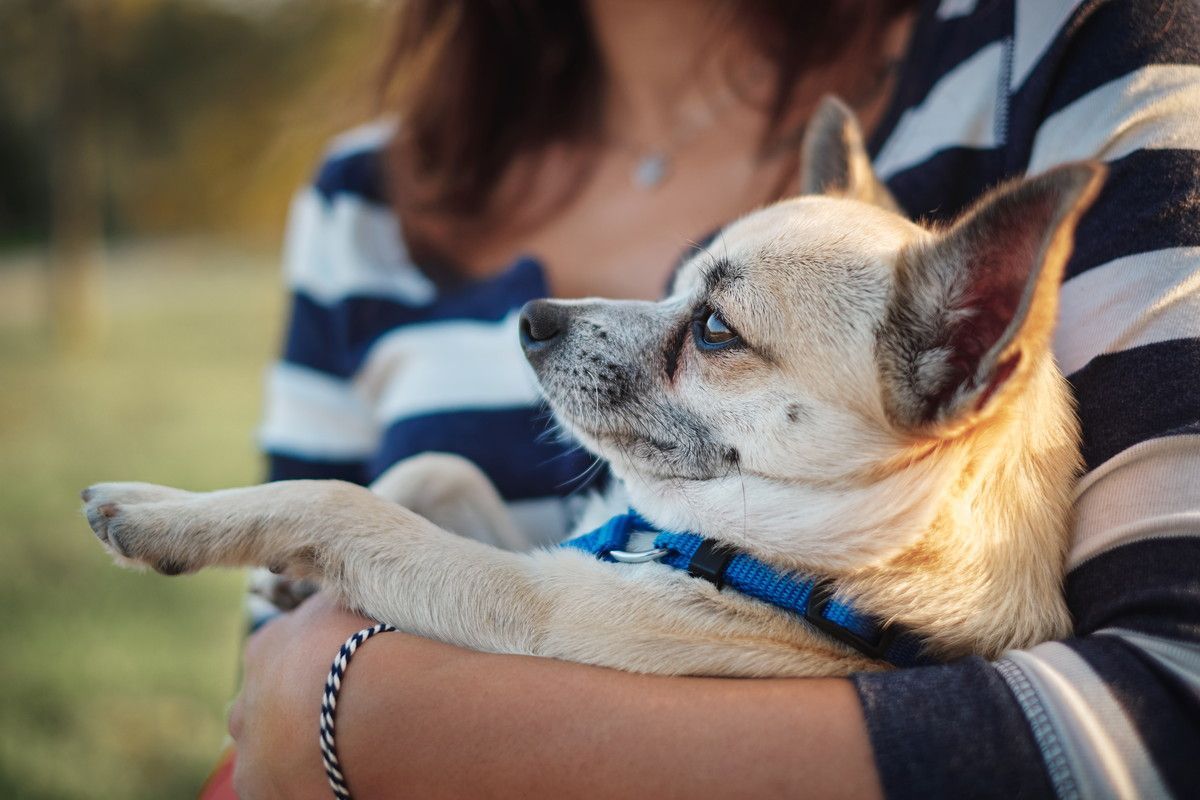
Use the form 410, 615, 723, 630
382, 1, 916, 256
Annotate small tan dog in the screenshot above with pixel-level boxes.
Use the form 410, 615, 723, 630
83, 99, 1102, 677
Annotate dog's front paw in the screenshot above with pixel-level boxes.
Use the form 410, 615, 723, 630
81, 482, 198, 575
248, 568, 320, 611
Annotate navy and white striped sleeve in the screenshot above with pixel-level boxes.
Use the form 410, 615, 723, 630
258, 122, 433, 484
854, 2, 1200, 798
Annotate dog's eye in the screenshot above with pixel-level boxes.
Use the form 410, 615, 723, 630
694, 310, 740, 350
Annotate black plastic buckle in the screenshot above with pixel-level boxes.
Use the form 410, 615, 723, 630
804, 581, 897, 661
687, 539, 737, 590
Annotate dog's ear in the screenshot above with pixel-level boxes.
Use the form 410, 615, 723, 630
878, 162, 1105, 431
800, 95, 900, 212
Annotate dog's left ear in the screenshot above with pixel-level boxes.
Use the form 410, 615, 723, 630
878, 161, 1106, 431
800, 96, 900, 212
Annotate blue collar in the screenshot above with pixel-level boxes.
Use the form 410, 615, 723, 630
561, 511, 937, 668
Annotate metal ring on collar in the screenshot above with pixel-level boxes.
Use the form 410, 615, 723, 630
608, 548, 670, 563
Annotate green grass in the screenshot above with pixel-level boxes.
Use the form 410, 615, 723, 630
0, 240, 285, 799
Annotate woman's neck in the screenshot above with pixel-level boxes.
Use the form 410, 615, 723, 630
585, 0, 769, 147
585, 0, 916, 149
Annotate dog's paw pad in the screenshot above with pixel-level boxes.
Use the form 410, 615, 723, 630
154, 559, 192, 576
80, 482, 193, 570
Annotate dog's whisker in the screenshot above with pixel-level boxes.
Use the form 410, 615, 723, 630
557, 456, 608, 495
737, 459, 748, 540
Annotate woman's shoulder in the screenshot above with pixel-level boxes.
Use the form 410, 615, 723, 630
311, 119, 398, 209
284, 119, 549, 338
284, 118, 441, 308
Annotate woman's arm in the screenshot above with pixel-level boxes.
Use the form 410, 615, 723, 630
851, 2, 1200, 797
229, 596, 882, 800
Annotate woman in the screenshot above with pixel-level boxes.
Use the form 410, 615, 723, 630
233, 1, 1200, 797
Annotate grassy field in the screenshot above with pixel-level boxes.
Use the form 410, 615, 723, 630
0, 240, 284, 798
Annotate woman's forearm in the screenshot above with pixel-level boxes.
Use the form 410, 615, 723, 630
336, 634, 883, 799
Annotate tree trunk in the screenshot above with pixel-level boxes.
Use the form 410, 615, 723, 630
47, 0, 105, 352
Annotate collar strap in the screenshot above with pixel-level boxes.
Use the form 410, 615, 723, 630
561, 511, 937, 668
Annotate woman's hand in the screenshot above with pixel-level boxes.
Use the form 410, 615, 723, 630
228, 592, 881, 799
228, 594, 371, 800
228, 594, 483, 799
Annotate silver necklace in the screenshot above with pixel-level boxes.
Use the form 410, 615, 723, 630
632, 151, 671, 189
613, 83, 742, 191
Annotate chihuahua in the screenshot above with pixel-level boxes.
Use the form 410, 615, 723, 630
83, 98, 1102, 677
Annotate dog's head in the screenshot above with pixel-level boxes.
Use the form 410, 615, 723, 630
522, 97, 1102, 569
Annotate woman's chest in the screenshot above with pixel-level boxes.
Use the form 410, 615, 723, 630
457, 140, 798, 300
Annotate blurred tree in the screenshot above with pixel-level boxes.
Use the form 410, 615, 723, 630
0, 0, 57, 246
48, 0, 106, 350
0, 0, 388, 348
0, 0, 387, 244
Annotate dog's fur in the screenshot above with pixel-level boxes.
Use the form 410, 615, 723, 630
82, 98, 1103, 677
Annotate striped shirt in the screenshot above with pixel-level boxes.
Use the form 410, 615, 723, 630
259, 0, 1200, 795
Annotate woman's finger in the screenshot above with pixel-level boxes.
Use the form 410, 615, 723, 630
227, 691, 245, 741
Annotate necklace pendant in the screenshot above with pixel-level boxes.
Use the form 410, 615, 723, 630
633, 153, 669, 189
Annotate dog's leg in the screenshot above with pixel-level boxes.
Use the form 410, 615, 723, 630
249, 454, 526, 612
83, 480, 426, 575
82, 480, 868, 676
368, 453, 525, 549
82, 479, 565, 660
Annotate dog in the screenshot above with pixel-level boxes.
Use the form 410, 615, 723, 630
82, 98, 1103, 677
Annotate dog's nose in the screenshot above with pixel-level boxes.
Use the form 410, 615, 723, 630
519, 300, 569, 353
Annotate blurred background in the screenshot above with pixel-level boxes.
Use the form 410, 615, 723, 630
0, 1, 391, 796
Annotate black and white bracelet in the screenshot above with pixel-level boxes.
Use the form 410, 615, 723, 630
320, 622, 397, 800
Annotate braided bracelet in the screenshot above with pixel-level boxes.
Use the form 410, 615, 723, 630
320, 622, 397, 800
